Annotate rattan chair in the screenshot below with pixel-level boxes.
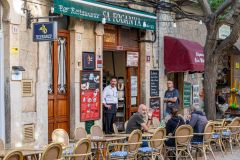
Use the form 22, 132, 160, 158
40, 143, 62, 160
191, 122, 216, 160
166, 124, 193, 160
52, 128, 70, 148
124, 121, 128, 131
0, 138, 4, 150
222, 117, 240, 153
113, 123, 119, 134
138, 128, 166, 159
3, 150, 23, 160
107, 129, 142, 159
90, 125, 104, 138
74, 126, 87, 140
64, 138, 92, 160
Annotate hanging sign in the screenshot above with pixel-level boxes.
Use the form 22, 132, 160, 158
54, 0, 156, 30
150, 70, 159, 97
33, 22, 57, 42
80, 71, 101, 121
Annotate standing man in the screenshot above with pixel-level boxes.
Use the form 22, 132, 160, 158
102, 77, 118, 134
164, 80, 179, 117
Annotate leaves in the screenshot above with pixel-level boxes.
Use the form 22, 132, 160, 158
209, 0, 225, 11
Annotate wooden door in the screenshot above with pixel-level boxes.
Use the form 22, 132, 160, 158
126, 67, 140, 119
48, 30, 70, 140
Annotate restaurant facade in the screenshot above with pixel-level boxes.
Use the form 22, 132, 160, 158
1, 0, 207, 147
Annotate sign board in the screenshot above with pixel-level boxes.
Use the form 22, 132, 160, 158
192, 85, 200, 106
183, 82, 191, 108
97, 55, 103, 68
131, 76, 138, 97
54, 0, 156, 30
80, 71, 101, 121
149, 97, 161, 120
150, 70, 159, 97
219, 24, 231, 39
82, 52, 95, 70
33, 22, 57, 42
127, 52, 139, 67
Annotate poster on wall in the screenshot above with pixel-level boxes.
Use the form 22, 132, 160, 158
192, 85, 200, 106
127, 52, 139, 67
80, 71, 100, 121
149, 97, 161, 120
183, 82, 191, 108
82, 52, 95, 70
131, 76, 138, 97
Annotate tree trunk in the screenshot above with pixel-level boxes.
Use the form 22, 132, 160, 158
204, 51, 218, 120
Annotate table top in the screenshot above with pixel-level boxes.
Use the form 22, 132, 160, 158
107, 133, 153, 138
90, 136, 126, 142
0, 149, 43, 158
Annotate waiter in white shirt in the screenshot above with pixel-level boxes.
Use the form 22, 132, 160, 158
102, 77, 118, 134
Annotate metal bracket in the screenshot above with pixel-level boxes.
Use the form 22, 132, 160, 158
23, 8, 62, 29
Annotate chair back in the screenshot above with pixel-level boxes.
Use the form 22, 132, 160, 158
90, 125, 104, 137
74, 138, 92, 160
41, 143, 62, 160
52, 129, 69, 148
228, 117, 240, 132
113, 123, 119, 134
124, 121, 128, 130
152, 117, 160, 128
203, 122, 214, 143
0, 138, 4, 150
150, 128, 166, 149
74, 127, 87, 140
175, 125, 193, 146
3, 150, 23, 160
128, 129, 142, 153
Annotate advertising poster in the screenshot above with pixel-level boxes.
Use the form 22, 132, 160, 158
80, 71, 100, 121
149, 97, 161, 120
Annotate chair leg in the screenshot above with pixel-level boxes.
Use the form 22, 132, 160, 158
208, 145, 216, 160
229, 137, 233, 154
202, 146, 207, 160
187, 149, 193, 160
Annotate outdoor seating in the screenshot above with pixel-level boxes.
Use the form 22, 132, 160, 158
138, 127, 166, 159
74, 126, 87, 140
40, 143, 62, 160
222, 117, 240, 153
191, 122, 216, 160
107, 129, 142, 159
3, 150, 23, 160
63, 138, 92, 160
52, 129, 70, 149
165, 124, 193, 160
0, 138, 4, 150
90, 125, 104, 138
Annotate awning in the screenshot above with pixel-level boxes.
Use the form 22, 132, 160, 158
53, 0, 156, 30
164, 36, 204, 73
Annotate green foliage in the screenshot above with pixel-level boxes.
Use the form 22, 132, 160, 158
208, 0, 225, 11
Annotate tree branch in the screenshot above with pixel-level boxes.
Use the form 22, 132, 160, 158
215, 14, 240, 54
197, 0, 212, 16
214, 0, 234, 17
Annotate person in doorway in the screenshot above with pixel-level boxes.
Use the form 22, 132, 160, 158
163, 80, 179, 118
126, 104, 152, 134
102, 77, 118, 134
186, 106, 208, 143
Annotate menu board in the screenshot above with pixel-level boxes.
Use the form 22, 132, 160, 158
150, 70, 159, 97
192, 85, 200, 105
80, 71, 100, 121
149, 97, 161, 119
183, 82, 192, 108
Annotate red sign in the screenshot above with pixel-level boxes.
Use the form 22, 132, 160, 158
80, 71, 101, 121
149, 97, 161, 120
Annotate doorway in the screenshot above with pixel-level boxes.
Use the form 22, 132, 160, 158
103, 51, 140, 129
48, 30, 70, 140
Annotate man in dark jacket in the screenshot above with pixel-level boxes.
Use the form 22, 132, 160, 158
186, 106, 208, 142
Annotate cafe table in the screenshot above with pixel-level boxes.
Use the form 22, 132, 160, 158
0, 147, 43, 160
107, 132, 153, 138
91, 136, 126, 160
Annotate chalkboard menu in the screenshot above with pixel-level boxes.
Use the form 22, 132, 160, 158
150, 70, 159, 97
149, 97, 161, 120
183, 82, 192, 108
80, 71, 100, 121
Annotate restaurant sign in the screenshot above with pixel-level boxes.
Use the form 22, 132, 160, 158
54, 0, 156, 30
33, 22, 57, 42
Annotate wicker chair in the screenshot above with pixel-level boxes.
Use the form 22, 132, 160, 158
0, 138, 4, 150
52, 128, 70, 149
138, 128, 166, 159
107, 129, 142, 159
74, 126, 87, 140
222, 117, 240, 153
113, 123, 119, 134
40, 143, 62, 160
124, 121, 128, 131
191, 122, 216, 160
165, 125, 193, 160
90, 125, 104, 138
64, 138, 92, 160
3, 150, 23, 160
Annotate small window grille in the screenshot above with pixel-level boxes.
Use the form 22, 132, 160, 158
23, 124, 35, 143
22, 80, 33, 97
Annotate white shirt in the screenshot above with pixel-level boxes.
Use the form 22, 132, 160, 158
102, 85, 118, 104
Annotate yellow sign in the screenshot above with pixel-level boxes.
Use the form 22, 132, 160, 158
236, 63, 239, 69
11, 47, 19, 54
39, 24, 48, 34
